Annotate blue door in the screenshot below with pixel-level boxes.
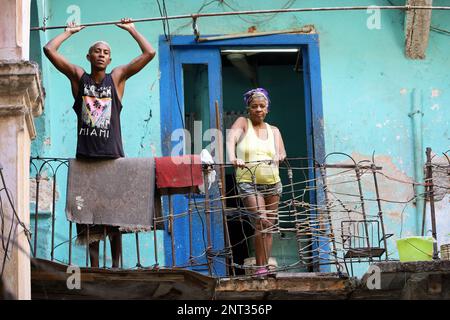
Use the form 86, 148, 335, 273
159, 41, 226, 276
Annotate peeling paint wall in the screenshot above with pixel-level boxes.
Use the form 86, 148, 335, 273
29, 0, 449, 275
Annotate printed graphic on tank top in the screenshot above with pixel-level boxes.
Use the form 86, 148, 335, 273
73, 73, 124, 158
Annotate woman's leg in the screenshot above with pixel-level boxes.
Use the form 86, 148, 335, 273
243, 194, 267, 268
262, 194, 281, 268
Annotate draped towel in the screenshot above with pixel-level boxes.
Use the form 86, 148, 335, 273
65, 157, 162, 233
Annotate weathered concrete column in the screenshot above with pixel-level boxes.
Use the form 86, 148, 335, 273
0, 0, 31, 60
0, 61, 43, 299
0, 0, 44, 300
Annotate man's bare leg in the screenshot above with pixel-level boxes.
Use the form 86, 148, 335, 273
89, 241, 100, 268
110, 232, 122, 268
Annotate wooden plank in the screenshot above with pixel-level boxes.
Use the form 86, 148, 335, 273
405, 0, 433, 59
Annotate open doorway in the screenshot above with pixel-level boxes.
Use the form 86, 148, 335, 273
160, 34, 326, 275
221, 48, 310, 275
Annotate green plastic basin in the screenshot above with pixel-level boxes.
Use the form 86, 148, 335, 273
396, 236, 434, 262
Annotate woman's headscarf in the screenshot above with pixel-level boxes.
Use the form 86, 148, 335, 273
243, 88, 270, 108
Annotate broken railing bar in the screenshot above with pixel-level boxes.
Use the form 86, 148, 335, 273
30, 6, 450, 31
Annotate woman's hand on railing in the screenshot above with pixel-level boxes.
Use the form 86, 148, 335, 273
231, 158, 246, 168
274, 154, 286, 167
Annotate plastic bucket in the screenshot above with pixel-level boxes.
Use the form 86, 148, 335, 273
396, 236, 434, 262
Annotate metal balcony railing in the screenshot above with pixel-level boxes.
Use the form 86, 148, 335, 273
28, 153, 409, 278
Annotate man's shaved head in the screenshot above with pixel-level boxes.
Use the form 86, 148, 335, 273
88, 41, 111, 54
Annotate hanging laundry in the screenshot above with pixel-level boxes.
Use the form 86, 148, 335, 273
198, 149, 216, 194
65, 157, 163, 237
155, 154, 204, 195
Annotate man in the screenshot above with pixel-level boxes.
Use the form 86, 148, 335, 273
43, 18, 156, 267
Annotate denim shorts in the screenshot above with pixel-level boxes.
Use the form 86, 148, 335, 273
237, 181, 283, 198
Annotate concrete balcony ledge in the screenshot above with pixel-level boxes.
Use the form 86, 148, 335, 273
353, 260, 450, 299
372, 259, 450, 273
216, 272, 353, 300
0, 60, 44, 139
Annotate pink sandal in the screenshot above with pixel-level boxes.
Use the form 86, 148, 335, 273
255, 267, 268, 276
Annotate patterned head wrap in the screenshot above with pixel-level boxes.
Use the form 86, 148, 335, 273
243, 88, 270, 108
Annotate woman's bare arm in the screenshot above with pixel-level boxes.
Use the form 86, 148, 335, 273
227, 117, 247, 167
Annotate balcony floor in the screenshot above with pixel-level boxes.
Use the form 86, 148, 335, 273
31, 258, 450, 300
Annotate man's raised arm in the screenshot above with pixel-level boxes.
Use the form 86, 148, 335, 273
112, 18, 156, 86
43, 21, 85, 97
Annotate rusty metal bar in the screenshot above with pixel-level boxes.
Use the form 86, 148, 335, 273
188, 192, 194, 265
217, 175, 235, 276
214, 100, 235, 276
86, 225, 89, 267
103, 226, 107, 268
33, 174, 40, 258
152, 211, 158, 266
50, 175, 57, 261
204, 169, 213, 276
168, 194, 176, 267
152, 208, 159, 267
421, 186, 428, 237
30, 5, 450, 31
371, 164, 388, 261
425, 147, 439, 260
135, 232, 142, 268
68, 221, 72, 265
120, 233, 123, 269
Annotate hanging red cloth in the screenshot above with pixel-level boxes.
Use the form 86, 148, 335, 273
155, 155, 204, 190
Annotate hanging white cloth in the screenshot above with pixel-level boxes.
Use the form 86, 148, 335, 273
198, 149, 216, 193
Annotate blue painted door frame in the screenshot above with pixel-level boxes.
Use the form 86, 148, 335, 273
159, 34, 329, 273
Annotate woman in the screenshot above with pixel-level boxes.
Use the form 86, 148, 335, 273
227, 88, 286, 276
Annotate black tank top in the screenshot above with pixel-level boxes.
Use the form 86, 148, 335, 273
73, 73, 124, 158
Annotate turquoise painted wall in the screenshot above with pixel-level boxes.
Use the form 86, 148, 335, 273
30, 0, 450, 276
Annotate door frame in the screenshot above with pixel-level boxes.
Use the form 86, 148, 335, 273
159, 34, 328, 273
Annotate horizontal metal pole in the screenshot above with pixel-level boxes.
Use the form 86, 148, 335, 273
30, 5, 450, 31
318, 164, 383, 170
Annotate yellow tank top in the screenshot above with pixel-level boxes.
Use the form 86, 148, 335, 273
235, 119, 280, 184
